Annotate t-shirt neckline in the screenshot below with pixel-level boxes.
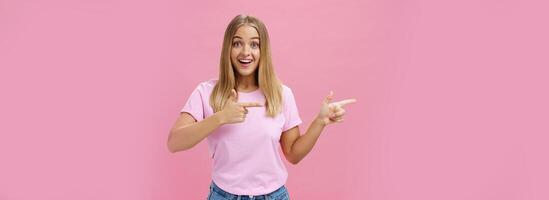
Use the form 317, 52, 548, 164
237, 88, 261, 94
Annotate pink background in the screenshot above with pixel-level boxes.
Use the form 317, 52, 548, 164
1, 0, 548, 199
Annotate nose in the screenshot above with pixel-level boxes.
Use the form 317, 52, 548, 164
241, 45, 251, 56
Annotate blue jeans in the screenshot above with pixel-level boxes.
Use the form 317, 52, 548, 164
207, 181, 290, 200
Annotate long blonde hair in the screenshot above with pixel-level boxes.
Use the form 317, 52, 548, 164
210, 14, 283, 117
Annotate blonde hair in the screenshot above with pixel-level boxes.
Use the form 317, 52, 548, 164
210, 14, 283, 117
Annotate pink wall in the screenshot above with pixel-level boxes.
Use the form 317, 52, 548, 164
1, 0, 548, 199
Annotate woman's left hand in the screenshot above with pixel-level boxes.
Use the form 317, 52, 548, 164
316, 91, 356, 126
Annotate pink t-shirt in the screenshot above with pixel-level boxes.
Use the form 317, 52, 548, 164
180, 79, 302, 195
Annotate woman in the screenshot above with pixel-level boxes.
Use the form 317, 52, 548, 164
168, 14, 356, 200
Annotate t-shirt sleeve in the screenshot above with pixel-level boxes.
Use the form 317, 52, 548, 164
282, 87, 302, 132
180, 84, 205, 122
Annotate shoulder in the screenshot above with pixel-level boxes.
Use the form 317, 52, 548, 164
281, 84, 295, 96
280, 84, 300, 113
194, 78, 218, 91
198, 78, 218, 88
281, 84, 290, 92
280, 84, 297, 103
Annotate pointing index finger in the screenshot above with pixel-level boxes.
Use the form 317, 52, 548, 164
239, 102, 264, 107
334, 98, 357, 107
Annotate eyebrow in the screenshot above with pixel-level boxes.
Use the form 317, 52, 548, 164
233, 36, 260, 40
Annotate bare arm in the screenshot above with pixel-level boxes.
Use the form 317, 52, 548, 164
280, 118, 326, 164
167, 112, 223, 153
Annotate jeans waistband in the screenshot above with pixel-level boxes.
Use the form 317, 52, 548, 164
209, 181, 287, 200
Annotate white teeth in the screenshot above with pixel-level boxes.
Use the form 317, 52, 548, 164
239, 59, 252, 63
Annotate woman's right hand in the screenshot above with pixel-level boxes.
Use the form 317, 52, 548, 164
216, 89, 263, 124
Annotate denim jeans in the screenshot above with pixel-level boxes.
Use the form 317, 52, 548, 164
207, 181, 290, 200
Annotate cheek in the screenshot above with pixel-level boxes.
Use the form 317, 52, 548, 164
230, 49, 238, 60
253, 51, 260, 61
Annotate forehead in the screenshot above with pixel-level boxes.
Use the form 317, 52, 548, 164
233, 25, 259, 39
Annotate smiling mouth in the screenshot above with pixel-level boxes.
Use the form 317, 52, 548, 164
238, 59, 253, 65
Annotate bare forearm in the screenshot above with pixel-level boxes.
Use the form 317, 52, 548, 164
168, 113, 223, 153
290, 118, 326, 163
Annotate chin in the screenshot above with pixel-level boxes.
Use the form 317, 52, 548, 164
236, 70, 255, 77
235, 66, 258, 77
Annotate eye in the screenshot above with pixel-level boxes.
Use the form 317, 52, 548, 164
232, 41, 241, 47
251, 41, 260, 49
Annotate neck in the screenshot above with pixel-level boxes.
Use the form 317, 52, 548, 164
236, 74, 258, 91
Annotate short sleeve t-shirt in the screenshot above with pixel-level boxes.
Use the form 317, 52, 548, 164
180, 79, 302, 195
